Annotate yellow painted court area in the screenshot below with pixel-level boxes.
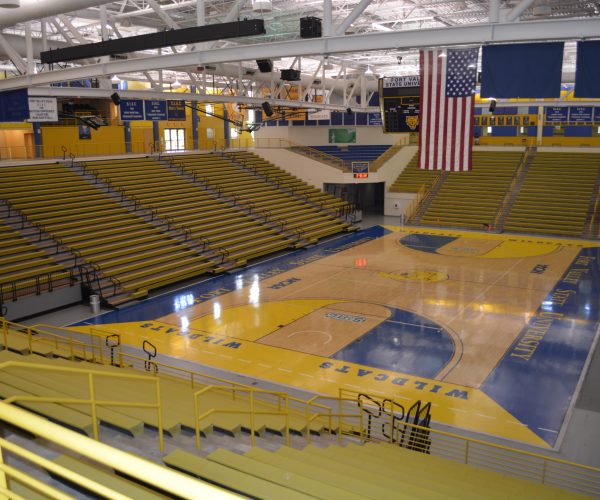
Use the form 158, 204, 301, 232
72, 227, 600, 449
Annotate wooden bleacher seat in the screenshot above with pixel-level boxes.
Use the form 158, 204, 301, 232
163, 448, 314, 500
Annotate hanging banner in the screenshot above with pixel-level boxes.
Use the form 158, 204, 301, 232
167, 100, 186, 121
568, 106, 593, 123
545, 107, 568, 123
119, 100, 144, 121
144, 100, 167, 121
594, 107, 600, 123
27, 97, 58, 122
309, 109, 331, 120
368, 112, 382, 126
0, 89, 29, 122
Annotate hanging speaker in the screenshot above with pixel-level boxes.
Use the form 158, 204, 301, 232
110, 92, 121, 105
256, 59, 273, 73
488, 99, 497, 113
262, 101, 273, 117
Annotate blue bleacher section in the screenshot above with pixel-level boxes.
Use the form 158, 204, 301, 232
311, 145, 391, 163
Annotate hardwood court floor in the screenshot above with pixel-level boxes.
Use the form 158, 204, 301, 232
72, 226, 600, 449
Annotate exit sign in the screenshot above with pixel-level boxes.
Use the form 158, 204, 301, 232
354, 173, 369, 179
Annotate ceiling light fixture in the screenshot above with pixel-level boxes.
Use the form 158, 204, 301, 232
111, 75, 120, 82
172, 78, 181, 88
365, 66, 373, 75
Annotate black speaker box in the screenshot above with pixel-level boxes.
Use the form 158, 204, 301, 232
280, 69, 301, 81
300, 17, 322, 38
262, 101, 274, 117
110, 92, 121, 105
256, 59, 273, 73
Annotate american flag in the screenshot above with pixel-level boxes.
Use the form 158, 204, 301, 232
419, 48, 479, 171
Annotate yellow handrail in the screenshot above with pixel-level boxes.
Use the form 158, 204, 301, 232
0, 402, 240, 499
331, 388, 600, 496
194, 385, 290, 449
0, 360, 164, 451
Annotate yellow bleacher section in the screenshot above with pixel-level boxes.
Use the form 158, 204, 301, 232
420, 151, 522, 229
504, 152, 600, 237
164, 442, 585, 499
229, 151, 351, 215
0, 162, 213, 299
389, 153, 440, 193
83, 156, 293, 264
0, 219, 70, 298
170, 152, 353, 243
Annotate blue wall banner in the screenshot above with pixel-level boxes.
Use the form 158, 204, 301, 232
568, 106, 593, 122
145, 100, 167, 121
368, 112, 382, 126
594, 107, 600, 123
119, 100, 144, 121
0, 89, 30, 122
545, 107, 568, 123
167, 100, 186, 121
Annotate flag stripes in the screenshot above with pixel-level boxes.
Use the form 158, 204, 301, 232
418, 48, 477, 172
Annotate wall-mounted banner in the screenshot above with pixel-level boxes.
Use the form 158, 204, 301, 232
309, 109, 331, 120
0, 89, 29, 122
144, 100, 168, 121
595, 107, 600, 123
329, 127, 356, 143
368, 112, 382, 126
167, 100, 186, 121
27, 97, 58, 122
119, 99, 144, 121
544, 107, 568, 123
568, 106, 593, 122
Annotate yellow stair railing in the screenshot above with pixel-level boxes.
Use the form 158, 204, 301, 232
0, 402, 239, 499
0, 360, 164, 450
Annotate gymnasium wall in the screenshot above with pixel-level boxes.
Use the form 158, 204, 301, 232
255, 123, 397, 146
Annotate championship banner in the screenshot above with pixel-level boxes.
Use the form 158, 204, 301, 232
27, 97, 58, 122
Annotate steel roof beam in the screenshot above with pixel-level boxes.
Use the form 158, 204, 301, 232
2, 17, 599, 90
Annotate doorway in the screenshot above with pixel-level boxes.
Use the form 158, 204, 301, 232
163, 128, 185, 151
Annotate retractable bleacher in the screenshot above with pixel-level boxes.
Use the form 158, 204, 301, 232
0, 162, 213, 299
83, 156, 294, 264
420, 151, 522, 228
389, 153, 440, 193
504, 152, 600, 237
169, 152, 353, 244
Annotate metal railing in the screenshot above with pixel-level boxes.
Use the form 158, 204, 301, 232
0, 402, 239, 499
0, 360, 164, 449
194, 385, 291, 448
7, 320, 599, 496
405, 182, 429, 222
0, 269, 76, 304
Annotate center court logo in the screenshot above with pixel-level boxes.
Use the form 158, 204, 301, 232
377, 270, 448, 282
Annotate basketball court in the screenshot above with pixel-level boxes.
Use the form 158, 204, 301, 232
70, 226, 600, 449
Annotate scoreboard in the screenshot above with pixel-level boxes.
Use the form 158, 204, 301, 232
379, 76, 420, 133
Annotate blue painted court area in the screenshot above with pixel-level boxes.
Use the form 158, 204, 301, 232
482, 247, 600, 447
332, 308, 456, 379
74, 225, 390, 325
399, 233, 458, 253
